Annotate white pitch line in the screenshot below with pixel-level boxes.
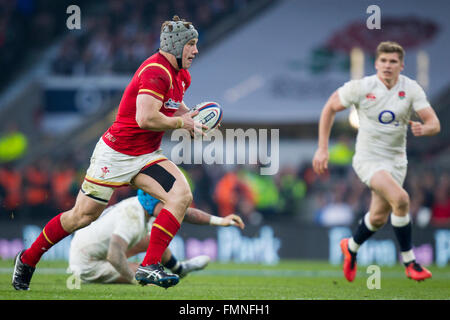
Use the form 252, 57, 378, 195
1, 267, 449, 279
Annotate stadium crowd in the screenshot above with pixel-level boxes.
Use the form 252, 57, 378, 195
1, 151, 449, 228
0, 0, 91, 89
51, 0, 261, 76
0, 0, 263, 88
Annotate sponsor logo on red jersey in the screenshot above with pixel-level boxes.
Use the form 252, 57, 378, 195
164, 98, 181, 110
104, 132, 116, 142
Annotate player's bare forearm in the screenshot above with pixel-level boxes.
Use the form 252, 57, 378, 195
313, 91, 346, 175
151, 202, 214, 225
126, 235, 150, 257
184, 209, 245, 229
410, 120, 440, 137
422, 121, 440, 136
424, 121, 440, 136
139, 110, 181, 131
183, 207, 211, 225
107, 236, 135, 283
108, 249, 135, 283
317, 91, 344, 150
411, 106, 441, 137
152, 203, 244, 228
318, 104, 336, 150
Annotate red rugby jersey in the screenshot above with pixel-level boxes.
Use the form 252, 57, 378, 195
102, 52, 191, 155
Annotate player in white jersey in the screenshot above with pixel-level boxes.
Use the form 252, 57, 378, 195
312, 41, 440, 282
68, 190, 245, 284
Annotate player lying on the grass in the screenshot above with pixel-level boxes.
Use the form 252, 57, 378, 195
312, 41, 440, 282
68, 190, 245, 284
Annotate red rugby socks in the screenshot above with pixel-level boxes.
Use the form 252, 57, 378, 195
21, 213, 70, 267
142, 208, 181, 266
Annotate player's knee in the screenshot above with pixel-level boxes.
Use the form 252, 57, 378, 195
76, 212, 97, 230
392, 191, 410, 212
185, 190, 193, 207
71, 206, 101, 230
369, 214, 388, 228
170, 185, 193, 209
178, 188, 193, 208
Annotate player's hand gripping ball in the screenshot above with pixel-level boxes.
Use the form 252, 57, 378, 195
191, 101, 223, 134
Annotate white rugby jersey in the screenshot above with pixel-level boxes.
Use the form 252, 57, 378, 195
338, 74, 430, 162
69, 197, 153, 260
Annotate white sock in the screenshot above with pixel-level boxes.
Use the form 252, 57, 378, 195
348, 237, 360, 253
348, 212, 380, 253
364, 212, 380, 231
391, 213, 414, 264
391, 213, 410, 227
401, 250, 416, 264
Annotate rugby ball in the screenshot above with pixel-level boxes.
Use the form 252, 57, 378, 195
192, 101, 223, 133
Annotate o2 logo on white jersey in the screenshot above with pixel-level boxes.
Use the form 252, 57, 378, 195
378, 110, 399, 126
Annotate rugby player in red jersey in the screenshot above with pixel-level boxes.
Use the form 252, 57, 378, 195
13, 16, 208, 290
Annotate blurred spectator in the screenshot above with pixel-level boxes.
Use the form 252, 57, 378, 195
0, 180, 6, 215
276, 167, 306, 216
51, 161, 78, 212
345, 170, 368, 217
431, 174, 450, 227
328, 134, 354, 177
421, 171, 436, 209
30, 9, 55, 46
408, 172, 425, 219
188, 165, 217, 214
213, 170, 257, 224
0, 123, 28, 164
52, 35, 80, 75
0, 164, 22, 217
240, 165, 279, 218
23, 158, 51, 219
314, 180, 354, 226
0, 0, 27, 88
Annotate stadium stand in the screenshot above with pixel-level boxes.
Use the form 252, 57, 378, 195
0, 0, 91, 90
0, 0, 448, 231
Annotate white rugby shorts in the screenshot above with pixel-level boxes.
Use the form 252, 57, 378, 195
352, 156, 407, 188
81, 138, 167, 204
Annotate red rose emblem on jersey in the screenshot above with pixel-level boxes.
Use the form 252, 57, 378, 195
398, 91, 406, 99
366, 93, 376, 101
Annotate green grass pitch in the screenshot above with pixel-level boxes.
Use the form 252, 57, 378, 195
1, 259, 449, 300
